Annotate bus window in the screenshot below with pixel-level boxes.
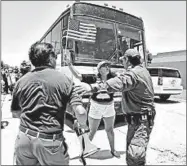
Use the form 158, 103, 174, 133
52, 21, 61, 52
63, 15, 69, 28
46, 32, 51, 44
117, 24, 144, 59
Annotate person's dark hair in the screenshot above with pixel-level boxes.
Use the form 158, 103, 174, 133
28, 42, 55, 67
20, 61, 31, 75
128, 55, 141, 66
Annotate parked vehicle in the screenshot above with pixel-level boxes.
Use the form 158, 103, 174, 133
147, 67, 183, 101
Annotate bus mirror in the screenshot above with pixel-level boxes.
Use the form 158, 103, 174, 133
67, 40, 73, 49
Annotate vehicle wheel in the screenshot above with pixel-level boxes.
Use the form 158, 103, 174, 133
159, 95, 170, 101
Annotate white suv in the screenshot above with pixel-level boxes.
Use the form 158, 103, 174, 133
147, 67, 183, 101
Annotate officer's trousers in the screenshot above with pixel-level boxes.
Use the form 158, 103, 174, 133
126, 115, 155, 166
14, 130, 69, 165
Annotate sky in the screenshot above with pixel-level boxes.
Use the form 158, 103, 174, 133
1, 1, 186, 66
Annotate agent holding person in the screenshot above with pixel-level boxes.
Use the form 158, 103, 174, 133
75, 49, 156, 166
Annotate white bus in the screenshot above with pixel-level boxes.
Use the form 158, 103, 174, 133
39, 2, 149, 116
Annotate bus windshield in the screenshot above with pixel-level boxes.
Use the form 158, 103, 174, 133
67, 16, 116, 64
63, 16, 144, 65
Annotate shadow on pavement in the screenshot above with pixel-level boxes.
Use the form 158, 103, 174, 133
87, 149, 125, 160
154, 98, 180, 104
70, 149, 125, 160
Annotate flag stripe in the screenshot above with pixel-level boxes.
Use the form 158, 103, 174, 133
68, 30, 96, 37
66, 36, 95, 43
79, 25, 97, 31
80, 22, 96, 27
79, 28, 97, 33
67, 32, 96, 39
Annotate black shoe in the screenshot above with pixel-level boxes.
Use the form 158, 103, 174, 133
111, 150, 121, 158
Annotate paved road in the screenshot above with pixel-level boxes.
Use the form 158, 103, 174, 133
1, 94, 186, 165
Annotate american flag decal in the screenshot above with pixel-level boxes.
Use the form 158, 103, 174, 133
66, 19, 97, 43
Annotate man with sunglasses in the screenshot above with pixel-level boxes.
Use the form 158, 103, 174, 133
11, 42, 89, 165
75, 49, 156, 166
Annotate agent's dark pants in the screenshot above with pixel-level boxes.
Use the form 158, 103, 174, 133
126, 112, 155, 166
14, 131, 69, 165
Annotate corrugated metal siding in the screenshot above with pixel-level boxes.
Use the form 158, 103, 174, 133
156, 50, 186, 57
152, 55, 186, 63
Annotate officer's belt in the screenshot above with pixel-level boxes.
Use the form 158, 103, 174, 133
125, 108, 155, 125
20, 125, 64, 140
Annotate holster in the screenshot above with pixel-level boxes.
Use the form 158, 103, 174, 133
126, 108, 156, 128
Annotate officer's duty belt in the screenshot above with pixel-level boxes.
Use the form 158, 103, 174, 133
20, 125, 64, 140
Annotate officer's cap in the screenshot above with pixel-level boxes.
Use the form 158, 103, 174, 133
120, 49, 140, 60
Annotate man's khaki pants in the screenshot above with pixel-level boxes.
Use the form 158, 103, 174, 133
14, 131, 69, 165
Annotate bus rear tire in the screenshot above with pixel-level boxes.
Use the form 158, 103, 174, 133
159, 95, 170, 101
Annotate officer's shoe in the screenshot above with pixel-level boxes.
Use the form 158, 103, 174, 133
111, 150, 121, 158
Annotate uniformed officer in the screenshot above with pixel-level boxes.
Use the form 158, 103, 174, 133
75, 49, 156, 166
11, 42, 89, 165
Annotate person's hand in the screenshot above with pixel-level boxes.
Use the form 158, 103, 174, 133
74, 82, 92, 96
98, 82, 107, 90
73, 120, 90, 136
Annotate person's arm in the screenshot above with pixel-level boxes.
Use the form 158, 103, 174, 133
12, 110, 21, 118
67, 61, 97, 84
105, 71, 137, 92
73, 82, 101, 96
11, 84, 21, 118
67, 61, 82, 81
66, 77, 89, 131
74, 70, 137, 94
71, 104, 89, 131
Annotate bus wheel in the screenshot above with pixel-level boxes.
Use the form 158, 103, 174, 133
159, 95, 170, 101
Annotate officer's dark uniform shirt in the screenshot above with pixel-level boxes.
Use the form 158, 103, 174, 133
106, 64, 155, 114
82, 72, 116, 103
11, 66, 82, 134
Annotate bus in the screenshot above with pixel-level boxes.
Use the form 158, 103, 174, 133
39, 2, 148, 116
